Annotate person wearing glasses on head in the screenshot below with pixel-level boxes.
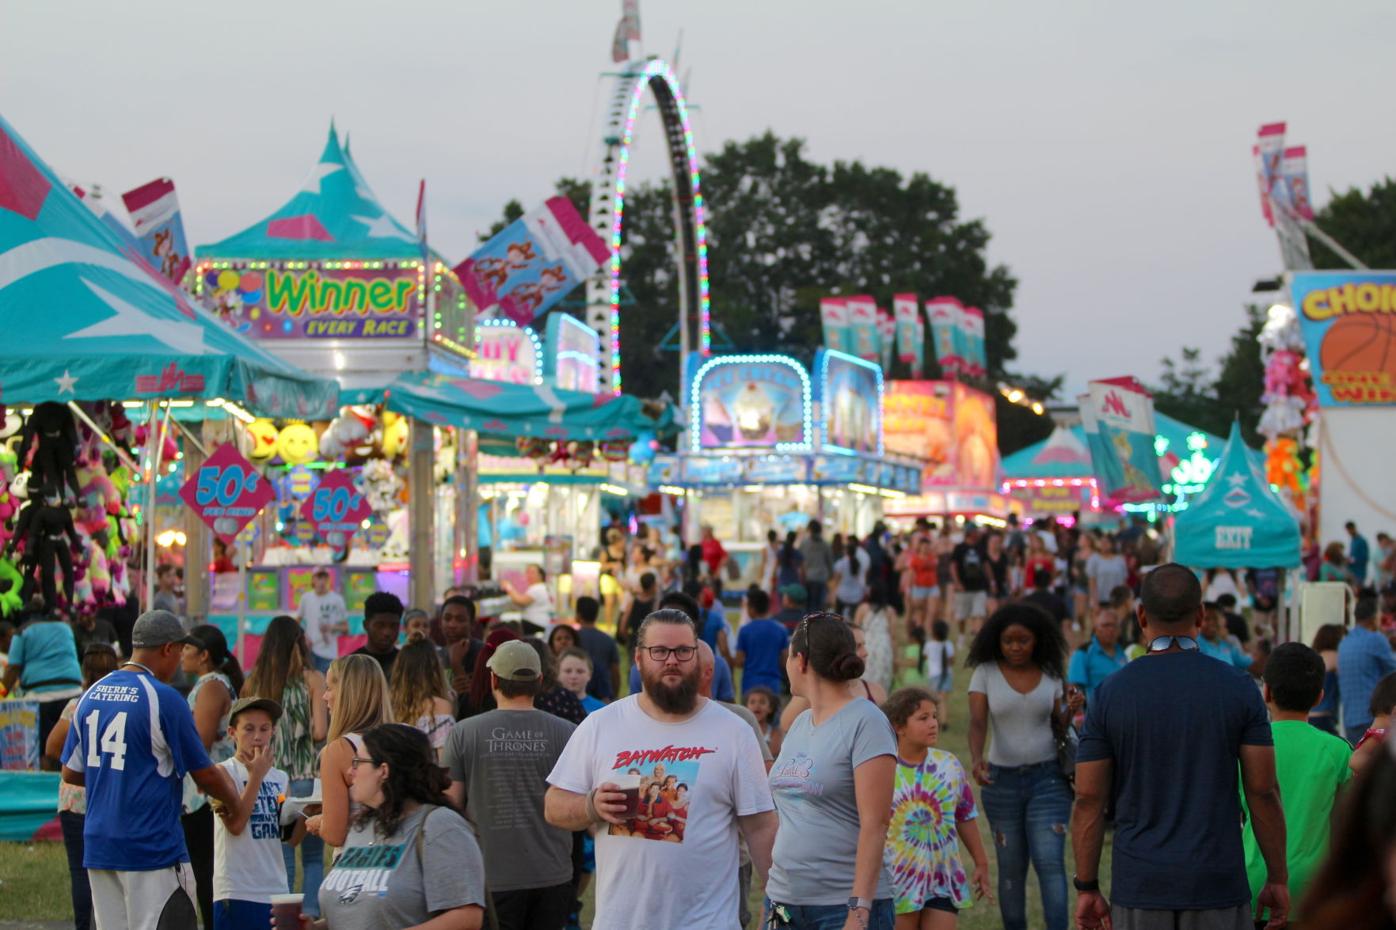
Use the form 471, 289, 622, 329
545, 608, 777, 930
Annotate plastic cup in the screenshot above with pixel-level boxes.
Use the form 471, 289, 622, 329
613, 772, 643, 817
270, 893, 303, 928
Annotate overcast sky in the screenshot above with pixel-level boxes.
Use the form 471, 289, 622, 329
3, 1, 1391, 395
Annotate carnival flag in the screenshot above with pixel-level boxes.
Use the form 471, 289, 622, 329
878, 306, 896, 372
1083, 377, 1163, 505
846, 296, 880, 363
1281, 146, 1314, 221
894, 293, 919, 366
912, 311, 925, 378
1252, 145, 1274, 228
925, 296, 963, 376
121, 178, 191, 286
622, 0, 641, 40
455, 196, 609, 327
820, 297, 851, 355
962, 306, 986, 377
1255, 122, 1286, 227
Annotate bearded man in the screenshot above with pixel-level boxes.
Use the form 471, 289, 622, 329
546, 608, 776, 930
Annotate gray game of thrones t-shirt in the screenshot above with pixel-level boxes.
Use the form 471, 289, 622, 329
318, 805, 484, 930
443, 708, 577, 891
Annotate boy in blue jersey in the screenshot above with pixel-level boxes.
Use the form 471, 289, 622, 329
61, 610, 239, 930
213, 697, 302, 930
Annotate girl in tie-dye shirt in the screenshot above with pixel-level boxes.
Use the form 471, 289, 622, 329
882, 688, 992, 926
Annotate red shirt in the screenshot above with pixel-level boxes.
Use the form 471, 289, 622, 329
701, 537, 727, 574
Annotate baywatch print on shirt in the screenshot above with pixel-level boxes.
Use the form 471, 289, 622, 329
606, 744, 716, 842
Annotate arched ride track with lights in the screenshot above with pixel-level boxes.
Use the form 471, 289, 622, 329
585, 58, 710, 394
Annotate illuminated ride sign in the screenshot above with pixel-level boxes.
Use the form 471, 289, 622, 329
470, 319, 543, 385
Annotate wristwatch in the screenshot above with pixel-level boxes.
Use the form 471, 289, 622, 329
1073, 875, 1100, 893
847, 897, 872, 911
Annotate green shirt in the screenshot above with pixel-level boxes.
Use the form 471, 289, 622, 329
1240, 719, 1351, 918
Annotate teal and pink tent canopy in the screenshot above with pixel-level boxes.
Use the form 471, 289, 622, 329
344, 371, 672, 442
0, 112, 338, 417
197, 125, 424, 261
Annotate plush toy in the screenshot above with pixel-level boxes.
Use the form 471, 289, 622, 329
18, 402, 81, 501
318, 407, 375, 460
0, 557, 22, 617
358, 459, 404, 514
7, 484, 82, 610
380, 411, 409, 459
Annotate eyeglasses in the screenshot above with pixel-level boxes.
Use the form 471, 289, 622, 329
640, 645, 698, 663
350, 757, 378, 768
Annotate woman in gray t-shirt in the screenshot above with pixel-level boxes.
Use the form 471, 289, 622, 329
966, 604, 1081, 930
307, 724, 485, 930
768, 612, 897, 930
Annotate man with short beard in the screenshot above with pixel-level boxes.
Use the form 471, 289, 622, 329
546, 609, 777, 930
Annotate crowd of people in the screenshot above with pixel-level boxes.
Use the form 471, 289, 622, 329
10, 514, 1396, 930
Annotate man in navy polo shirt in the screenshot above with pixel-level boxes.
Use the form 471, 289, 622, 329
62, 610, 239, 930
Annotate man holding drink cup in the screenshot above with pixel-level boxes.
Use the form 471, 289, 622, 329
546, 608, 778, 930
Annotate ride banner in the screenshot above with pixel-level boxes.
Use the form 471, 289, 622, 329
845, 296, 880, 363
121, 178, 192, 286
877, 306, 895, 373
1281, 146, 1314, 221
180, 443, 277, 543
962, 306, 986, 377
925, 296, 963, 375
1290, 271, 1396, 405
1082, 378, 1164, 504
913, 311, 925, 378
894, 294, 918, 366
1256, 122, 1286, 226
455, 196, 608, 327
820, 297, 851, 355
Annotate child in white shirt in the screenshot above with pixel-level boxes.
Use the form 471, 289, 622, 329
212, 697, 302, 930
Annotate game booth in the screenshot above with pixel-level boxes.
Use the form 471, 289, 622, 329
0, 112, 336, 824
879, 379, 1023, 528
649, 350, 921, 581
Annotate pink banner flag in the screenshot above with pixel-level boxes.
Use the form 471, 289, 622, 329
121, 177, 191, 285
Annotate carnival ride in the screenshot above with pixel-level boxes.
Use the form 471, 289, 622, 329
584, 58, 710, 394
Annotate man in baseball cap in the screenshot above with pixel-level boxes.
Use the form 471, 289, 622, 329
131, 609, 199, 649
445, 637, 575, 927
486, 640, 542, 681
61, 610, 239, 930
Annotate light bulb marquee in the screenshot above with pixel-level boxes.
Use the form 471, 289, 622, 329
587, 58, 710, 394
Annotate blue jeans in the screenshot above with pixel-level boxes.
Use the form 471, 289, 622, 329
59, 811, 92, 930
979, 761, 1072, 930
805, 581, 829, 611
764, 897, 894, 930
282, 778, 324, 916
310, 652, 333, 674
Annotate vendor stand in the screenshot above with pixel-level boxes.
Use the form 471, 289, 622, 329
879, 379, 1021, 528
193, 125, 473, 619
658, 352, 919, 582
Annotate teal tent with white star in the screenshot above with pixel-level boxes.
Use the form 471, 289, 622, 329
1173, 422, 1301, 569
196, 125, 423, 261
0, 112, 339, 417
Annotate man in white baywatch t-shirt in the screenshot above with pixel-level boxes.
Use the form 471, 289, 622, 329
546, 608, 777, 930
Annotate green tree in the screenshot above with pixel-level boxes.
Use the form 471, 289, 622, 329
1309, 177, 1396, 269
480, 133, 1023, 406
1150, 305, 1266, 444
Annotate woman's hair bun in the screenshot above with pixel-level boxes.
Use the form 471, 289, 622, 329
828, 652, 866, 683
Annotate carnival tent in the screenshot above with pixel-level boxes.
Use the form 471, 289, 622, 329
1002, 413, 1231, 482
1173, 422, 1301, 569
0, 113, 339, 417
197, 125, 423, 261
344, 371, 673, 443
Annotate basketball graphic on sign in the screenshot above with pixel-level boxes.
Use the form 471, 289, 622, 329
1320, 314, 1396, 385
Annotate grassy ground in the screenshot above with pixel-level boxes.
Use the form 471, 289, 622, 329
0, 645, 1111, 928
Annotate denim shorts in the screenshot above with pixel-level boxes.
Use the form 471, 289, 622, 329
911, 585, 939, 600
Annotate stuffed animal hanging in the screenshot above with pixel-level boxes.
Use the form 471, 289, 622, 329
7, 483, 82, 611
18, 402, 81, 501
